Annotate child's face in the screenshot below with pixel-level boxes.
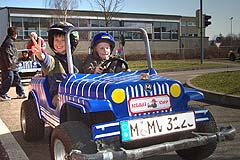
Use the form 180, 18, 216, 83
22, 52, 28, 58
95, 42, 111, 60
31, 32, 38, 40
53, 34, 66, 54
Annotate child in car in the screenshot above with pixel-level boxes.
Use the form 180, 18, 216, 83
19, 50, 31, 61
83, 32, 115, 74
31, 22, 79, 107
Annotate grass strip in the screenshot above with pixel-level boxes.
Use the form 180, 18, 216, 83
190, 71, 240, 96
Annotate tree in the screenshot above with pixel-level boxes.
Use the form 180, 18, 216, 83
45, 0, 80, 22
89, 0, 125, 27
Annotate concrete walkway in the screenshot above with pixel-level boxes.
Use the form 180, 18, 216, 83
0, 118, 29, 160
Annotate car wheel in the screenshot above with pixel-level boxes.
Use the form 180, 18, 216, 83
176, 106, 217, 160
229, 53, 236, 61
20, 99, 45, 141
50, 121, 97, 160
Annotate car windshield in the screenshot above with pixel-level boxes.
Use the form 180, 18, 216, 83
66, 27, 152, 74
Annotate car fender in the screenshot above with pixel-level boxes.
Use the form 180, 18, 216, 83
184, 87, 204, 101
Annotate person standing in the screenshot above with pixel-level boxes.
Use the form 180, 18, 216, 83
26, 32, 46, 58
0, 27, 26, 101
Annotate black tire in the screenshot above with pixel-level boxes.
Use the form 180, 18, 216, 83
176, 106, 217, 160
229, 53, 236, 61
20, 99, 45, 142
50, 121, 97, 160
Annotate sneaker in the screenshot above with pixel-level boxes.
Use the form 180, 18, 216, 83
0, 94, 11, 101
5, 94, 11, 99
17, 94, 27, 99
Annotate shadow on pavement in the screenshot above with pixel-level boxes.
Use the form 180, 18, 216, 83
12, 127, 51, 160
0, 141, 9, 160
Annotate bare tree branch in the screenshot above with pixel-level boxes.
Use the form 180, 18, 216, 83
90, 0, 125, 27
45, 0, 81, 22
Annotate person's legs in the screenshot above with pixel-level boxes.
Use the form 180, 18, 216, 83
13, 71, 26, 98
0, 71, 14, 100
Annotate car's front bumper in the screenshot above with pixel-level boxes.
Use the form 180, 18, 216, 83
69, 125, 236, 160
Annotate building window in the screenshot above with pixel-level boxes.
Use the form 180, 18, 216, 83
124, 21, 152, 40
90, 19, 121, 40
23, 17, 39, 39
171, 23, 178, 40
161, 22, 171, 40
181, 21, 187, 26
187, 21, 196, 26
153, 22, 161, 40
40, 18, 53, 39
11, 16, 54, 40
11, 17, 23, 39
67, 19, 79, 27
91, 19, 106, 27
153, 22, 179, 40
78, 19, 89, 40
109, 20, 120, 40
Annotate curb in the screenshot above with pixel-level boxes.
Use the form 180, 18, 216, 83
0, 118, 29, 160
186, 76, 240, 108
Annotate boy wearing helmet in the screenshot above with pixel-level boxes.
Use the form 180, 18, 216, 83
83, 32, 115, 74
31, 22, 79, 107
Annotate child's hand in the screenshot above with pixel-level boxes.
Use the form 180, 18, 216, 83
31, 36, 45, 61
94, 64, 104, 74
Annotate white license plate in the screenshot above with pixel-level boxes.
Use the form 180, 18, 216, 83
120, 112, 196, 142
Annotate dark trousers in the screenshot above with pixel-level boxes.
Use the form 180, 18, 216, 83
0, 70, 25, 96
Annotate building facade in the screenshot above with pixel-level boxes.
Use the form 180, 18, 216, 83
0, 7, 208, 58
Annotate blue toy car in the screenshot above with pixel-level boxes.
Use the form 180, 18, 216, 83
17, 49, 41, 76
20, 27, 235, 160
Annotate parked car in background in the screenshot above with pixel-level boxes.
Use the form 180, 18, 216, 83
227, 47, 240, 61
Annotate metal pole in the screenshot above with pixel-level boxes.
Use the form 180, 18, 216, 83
200, 0, 203, 64
230, 17, 233, 47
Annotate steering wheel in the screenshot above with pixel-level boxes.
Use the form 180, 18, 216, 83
101, 57, 129, 73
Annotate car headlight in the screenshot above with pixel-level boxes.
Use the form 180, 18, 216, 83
111, 88, 125, 104
170, 83, 181, 98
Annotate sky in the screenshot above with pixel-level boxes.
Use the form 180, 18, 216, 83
0, 0, 240, 40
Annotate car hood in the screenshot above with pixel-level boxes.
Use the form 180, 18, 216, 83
60, 68, 179, 99
59, 68, 204, 118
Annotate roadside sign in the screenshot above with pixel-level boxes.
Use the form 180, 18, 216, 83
216, 37, 221, 43
215, 37, 221, 48
215, 43, 221, 48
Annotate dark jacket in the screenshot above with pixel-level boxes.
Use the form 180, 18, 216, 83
83, 53, 104, 74
0, 35, 18, 71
